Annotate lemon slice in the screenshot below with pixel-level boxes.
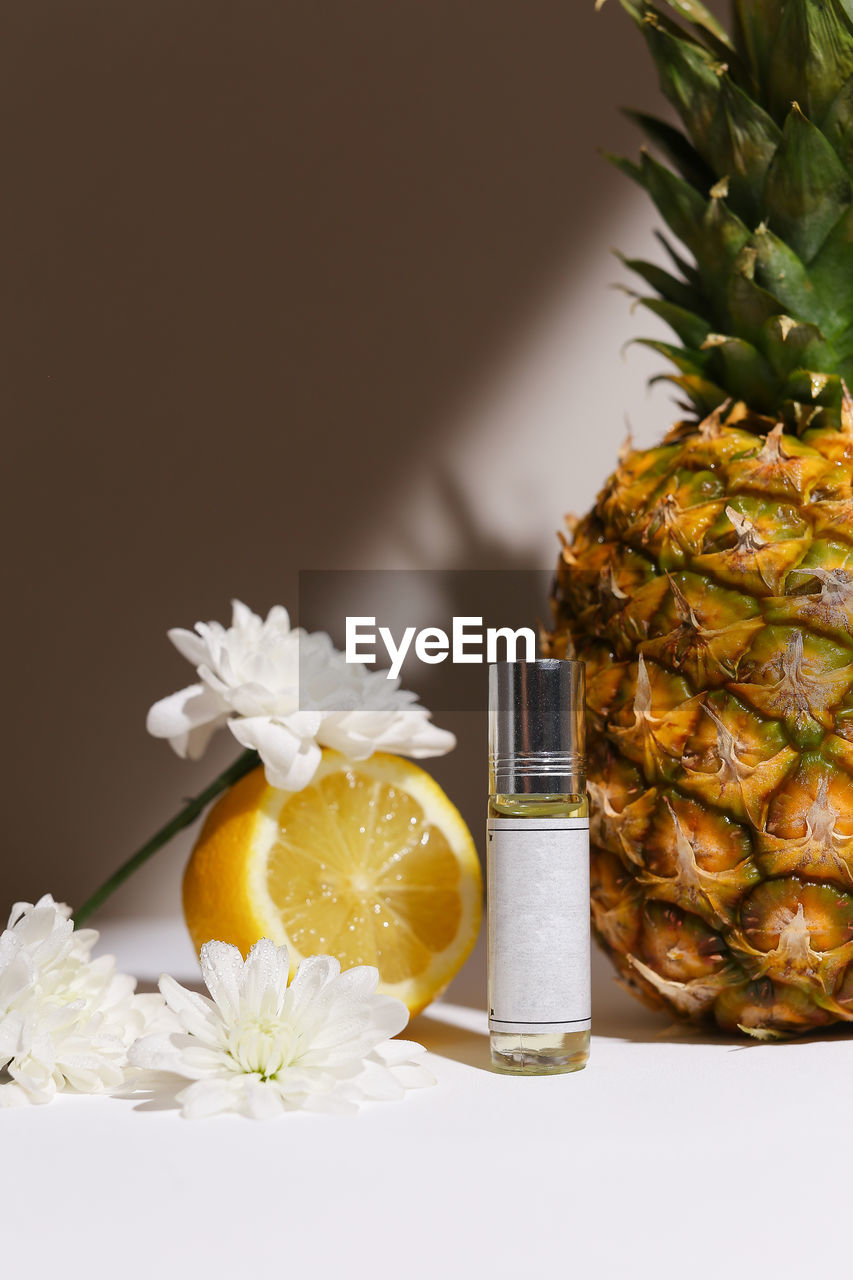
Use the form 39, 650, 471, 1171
183, 751, 482, 1015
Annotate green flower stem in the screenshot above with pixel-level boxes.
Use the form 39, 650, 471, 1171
73, 748, 260, 927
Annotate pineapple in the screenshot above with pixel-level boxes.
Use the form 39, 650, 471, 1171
548, 0, 853, 1036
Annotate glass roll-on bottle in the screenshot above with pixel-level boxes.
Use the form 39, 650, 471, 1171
487, 659, 590, 1074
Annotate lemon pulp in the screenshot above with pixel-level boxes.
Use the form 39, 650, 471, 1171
184, 751, 482, 1015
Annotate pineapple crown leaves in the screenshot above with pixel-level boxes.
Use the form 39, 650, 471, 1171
607, 0, 853, 431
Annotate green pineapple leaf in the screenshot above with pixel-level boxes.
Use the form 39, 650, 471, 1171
765, 0, 853, 124
610, 0, 853, 428
809, 204, 853, 363
636, 337, 712, 376
727, 273, 789, 348
731, 0, 779, 100
705, 77, 781, 226
750, 224, 822, 327
782, 370, 847, 427
608, 150, 707, 254
650, 370, 728, 414
659, 0, 731, 47
701, 334, 778, 408
654, 231, 701, 286
638, 297, 712, 348
699, 194, 753, 305
634, 10, 723, 158
784, 367, 842, 401
763, 103, 852, 263
633, 6, 763, 201
820, 73, 853, 171
623, 110, 715, 191
759, 315, 835, 380
618, 254, 706, 312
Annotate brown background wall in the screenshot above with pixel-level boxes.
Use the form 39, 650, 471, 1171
3, 1, 703, 919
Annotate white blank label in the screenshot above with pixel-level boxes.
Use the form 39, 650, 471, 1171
487, 817, 591, 1034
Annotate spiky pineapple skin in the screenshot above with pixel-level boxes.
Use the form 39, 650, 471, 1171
552, 0, 853, 1035
548, 402, 853, 1036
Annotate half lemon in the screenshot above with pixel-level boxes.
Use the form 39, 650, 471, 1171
183, 750, 482, 1015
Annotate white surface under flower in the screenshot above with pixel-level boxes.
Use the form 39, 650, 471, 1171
146, 600, 455, 791
129, 939, 434, 1119
0, 896, 165, 1106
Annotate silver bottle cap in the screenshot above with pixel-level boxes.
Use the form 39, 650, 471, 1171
489, 659, 586, 796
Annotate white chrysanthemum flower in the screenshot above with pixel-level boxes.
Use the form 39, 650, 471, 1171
146, 600, 455, 791
129, 939, 435, 1119
0, 896, 165, 1106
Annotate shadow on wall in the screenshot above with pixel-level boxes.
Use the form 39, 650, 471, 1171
4, 1, 669, 912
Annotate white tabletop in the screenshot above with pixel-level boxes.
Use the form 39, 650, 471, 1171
3, 916, 849, 1279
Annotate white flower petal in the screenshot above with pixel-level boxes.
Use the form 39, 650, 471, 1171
166, 627, 209, 667
128, 1032, 193, 1078
129, 992, 176, 1035
390, 722, 457, 758
5, 894, 69, 930
0, 896, 158, 1103
230, 599, 264, 632
177, 1077, 237, 1119
68, 926, 99, 959
157, 974, 221, 1044
148, 601, 455, 785
349, 1058, 407, 1101
0, 953, 33, 1009
319, 710, 456, 759
329, 964, 381, 1001
297, 991, 408, 1064
146, 684, 230, 760
298, 1010, 373, 1058
367, 1042, 435, 1089
243, 1079, 287, 1121
389, 1061, 436, 1089
283, 954, 341, 1024
239, 939, 289, 1015
177, 1044, 232, 1074
0, 1079, 32, 1107
370, 1038, 427, 1066
228, 717, 322, 791
0, 1009, 26, 1059
121, 941, 437, 1118
199, 942, 245, 1022
370, 994, 413, 1038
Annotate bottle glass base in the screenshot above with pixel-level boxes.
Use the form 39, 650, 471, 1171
489, 1029, 590, 1075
